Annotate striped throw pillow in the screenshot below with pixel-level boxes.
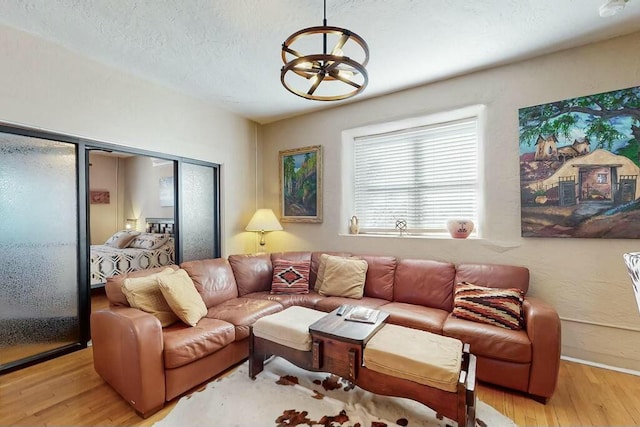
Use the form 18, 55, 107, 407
452, 282, 524, 330
271, 260, 310, 295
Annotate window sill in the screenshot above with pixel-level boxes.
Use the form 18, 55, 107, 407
338, 232, 482, 240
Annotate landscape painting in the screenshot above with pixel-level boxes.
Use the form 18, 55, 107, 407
519, 85, 640, 238
279, 145, 322, 223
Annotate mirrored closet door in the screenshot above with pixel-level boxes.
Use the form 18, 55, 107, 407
0, 130, 85, 371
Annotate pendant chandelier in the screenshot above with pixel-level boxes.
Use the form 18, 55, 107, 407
280, 0, 369, 101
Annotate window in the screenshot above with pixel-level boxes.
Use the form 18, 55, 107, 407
350, 110, 481, 235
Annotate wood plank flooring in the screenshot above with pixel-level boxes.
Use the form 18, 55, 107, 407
1, 292, 639, 426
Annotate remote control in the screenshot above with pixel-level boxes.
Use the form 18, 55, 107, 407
336, 305, 348, 316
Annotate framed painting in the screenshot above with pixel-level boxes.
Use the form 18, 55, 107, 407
279, 145, 322, 223
90, 190, 110, 204
519, 85, 640, 238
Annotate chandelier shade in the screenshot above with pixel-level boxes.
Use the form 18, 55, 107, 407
281, 2, 369, 101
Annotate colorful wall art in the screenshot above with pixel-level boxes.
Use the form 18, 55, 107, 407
279, 145, 322, 223
519, 85, 640, 238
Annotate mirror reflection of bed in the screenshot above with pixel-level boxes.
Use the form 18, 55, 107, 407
90, 218, 175, 286
88, 151, 176, 306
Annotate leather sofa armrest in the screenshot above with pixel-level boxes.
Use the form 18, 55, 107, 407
523, 296, 561, 400
91, 307, 166, 417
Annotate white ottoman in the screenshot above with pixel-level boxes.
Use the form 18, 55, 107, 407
363, 324, 463, 392
252, 306, 327, 351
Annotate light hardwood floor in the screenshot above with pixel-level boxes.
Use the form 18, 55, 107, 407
1, 292, 639, 426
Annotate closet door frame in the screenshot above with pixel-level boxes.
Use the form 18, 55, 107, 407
177, 159, 222, 263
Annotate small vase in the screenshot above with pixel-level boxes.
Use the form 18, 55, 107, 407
349, 216, 359, 234
447, 219, 474, 239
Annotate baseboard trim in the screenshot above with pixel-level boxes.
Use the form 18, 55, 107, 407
561, 355, 640, 377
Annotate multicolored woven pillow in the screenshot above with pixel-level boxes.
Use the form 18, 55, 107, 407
452, 282, 525, 330
271, 260, 310, 295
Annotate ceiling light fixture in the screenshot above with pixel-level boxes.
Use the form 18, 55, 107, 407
599, 0, 629, 17
281, 0, 369, 101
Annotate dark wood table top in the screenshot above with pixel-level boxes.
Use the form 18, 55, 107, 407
309, 306, 389, 344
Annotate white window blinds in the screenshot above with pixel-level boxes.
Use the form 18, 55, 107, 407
354, 117, 478, 233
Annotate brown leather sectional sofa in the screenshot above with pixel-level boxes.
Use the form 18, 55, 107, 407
91, 251, 561, 417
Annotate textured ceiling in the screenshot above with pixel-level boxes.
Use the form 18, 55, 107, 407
1, 0, 639, 124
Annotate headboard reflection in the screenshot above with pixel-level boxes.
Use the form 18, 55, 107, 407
146, 217, 174, 235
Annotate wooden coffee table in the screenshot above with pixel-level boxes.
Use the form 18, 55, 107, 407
307, 306, 389, 381
249, 307, 476, 427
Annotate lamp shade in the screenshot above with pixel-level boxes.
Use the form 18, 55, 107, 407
246, 209, 283, 232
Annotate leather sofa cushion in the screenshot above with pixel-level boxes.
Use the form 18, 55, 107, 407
380, 302, 448, 334
393, 259, 456, 311
180, 258, 238, 307
243, 291, 325, 309
314, 296, 389, 312
360, 255, 396, 301
206, 298, 283, 341
474, 356, 530, 393
271, 251, 313, 263
443, 314, 531, 363
455, 263, 529, 294
163, 318, 235, 369
228, 253, 272, 296
105, 265, 180, 306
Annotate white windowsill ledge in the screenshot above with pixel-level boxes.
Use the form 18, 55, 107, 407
338, 233, 482, 240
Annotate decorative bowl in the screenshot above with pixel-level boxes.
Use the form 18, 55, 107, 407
446, 219, 474, 239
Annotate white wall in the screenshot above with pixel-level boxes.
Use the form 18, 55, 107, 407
260, 32, 640, 371
0, 24, 258, 255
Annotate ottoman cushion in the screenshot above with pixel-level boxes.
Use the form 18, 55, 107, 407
252, 306, 326, 351
363, 324, 463, 392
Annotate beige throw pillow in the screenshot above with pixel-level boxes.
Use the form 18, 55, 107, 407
318, 255, 368, 299
315, 253, 360, 291
122, 268, 178, 327
158, 269, 208, 326
314, 253, 331, 291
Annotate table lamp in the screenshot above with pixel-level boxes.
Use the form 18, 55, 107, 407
246, 209, 283, 247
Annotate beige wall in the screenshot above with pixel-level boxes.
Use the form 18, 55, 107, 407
0, 24, 258, 255
260, 32, 640, 371
88, 153, 121, 245
122, 156, 174, 231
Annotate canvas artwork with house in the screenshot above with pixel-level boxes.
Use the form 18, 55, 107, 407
519, 85, 640, 238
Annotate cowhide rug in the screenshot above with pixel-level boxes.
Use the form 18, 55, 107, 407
153, 356, 517, 427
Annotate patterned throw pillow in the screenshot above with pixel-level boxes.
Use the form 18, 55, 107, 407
104, 230, 140, 249
452, 282, 524, 330
128, 233, 169, 250
271, 260, 310, 295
